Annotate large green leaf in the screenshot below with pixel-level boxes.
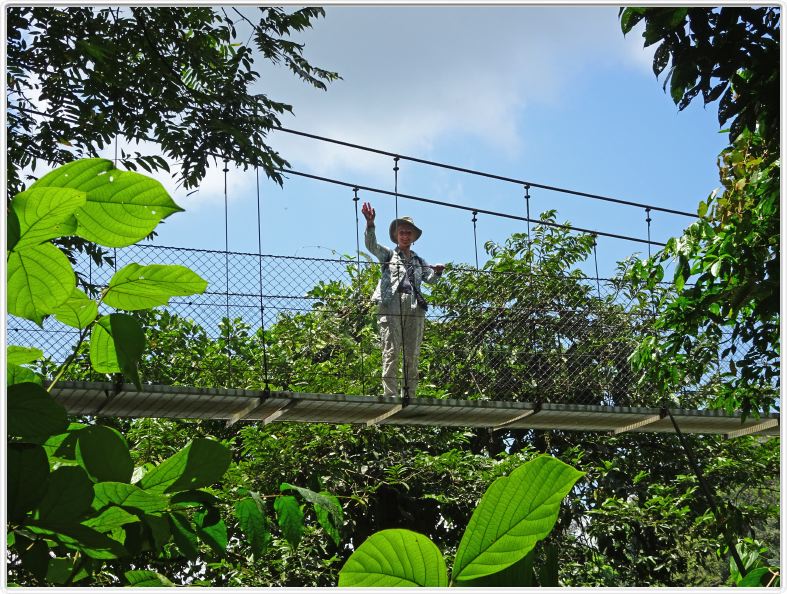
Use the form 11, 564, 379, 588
46, 558, 75, 585
10, 186, 85, 250
8, 208, 20, 251
8, 364, 42, 386
125, 570, 174, 587
103, 263, 208, 310
234, 496, 271, 559
36, 466, 94, 523
83, 506, 139, 532
7, 243, 75, 325
452, 455, 584, 582
274, 495, 304, 551
338, 529, 448, 587
89, 313, 145, 388
51, 287, 98, 329
7, 382, 68, 443
76, 425, 134, 483
31, 158, 183, 248
7, 345, 44, 365
92, 482, 169, 514
8, 443, 50, 522
26, 521, 127, 559
139, 438, 231, 494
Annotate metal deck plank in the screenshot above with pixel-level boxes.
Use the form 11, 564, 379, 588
45, 382, 780, 436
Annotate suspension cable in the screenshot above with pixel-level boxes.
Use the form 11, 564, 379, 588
223, 159, 232, 386
271, 126, 697, 218
280, 168, 666, 248
255, 166, 270, 395
352, 187, 367, 395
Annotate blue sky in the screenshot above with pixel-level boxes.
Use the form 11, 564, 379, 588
129, 5, 728, 278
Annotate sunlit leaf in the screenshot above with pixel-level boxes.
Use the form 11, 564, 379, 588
10, 186, 85, 250
92, 482, 169, 514
7, 345, 44, 365
8, 364, 41, 386
7, 243, 75, 325
103, 263, 208, 310
453, 455, 584, 582
125, 570, 174, 587
83, 506, 139, 532
52, 287, 98, 329
338, 529, 448, 587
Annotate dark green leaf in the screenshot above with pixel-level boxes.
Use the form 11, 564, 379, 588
92, 482, 169, 514
234, 496, 271, 559
46, 558, 75, 585
168, 512, 199, 559
195, 508, 228, 554
76, 425, 134, 483
274, 495, 304, 550
138, 438, 231, 494
89, 313, 145, 388
36, 466, 94, 522
7, 382, 68, 443
125, 570, 174, 587
83, 506, 139, 532
8, 443, 50, 522
20, 539, 50, 582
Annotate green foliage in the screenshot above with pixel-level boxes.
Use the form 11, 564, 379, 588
621, 7, 779, 417
339, 529, 449, 587
339, 455, 583, 587
7, 7, 339, 193
620, 7, 779, 146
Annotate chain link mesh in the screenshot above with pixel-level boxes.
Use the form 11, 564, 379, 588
9, 244, 754, 406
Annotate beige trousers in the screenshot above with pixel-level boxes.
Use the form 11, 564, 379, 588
379, 293, 426, 398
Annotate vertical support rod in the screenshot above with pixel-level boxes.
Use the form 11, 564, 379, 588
223, 159, 232, 386
353, 187, 367, 395
255, 167, 270, 395
524, 184, 532, 272
393, 156, 409, 406
472, 210, 479, 270
645, 207, 652, 259
592, 234, 601, 299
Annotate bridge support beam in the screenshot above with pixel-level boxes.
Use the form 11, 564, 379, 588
726, 418, 778, 439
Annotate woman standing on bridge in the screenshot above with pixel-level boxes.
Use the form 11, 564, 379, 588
362, 202, 444, 399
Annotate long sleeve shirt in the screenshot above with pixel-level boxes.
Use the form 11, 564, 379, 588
365, 225, 440, 308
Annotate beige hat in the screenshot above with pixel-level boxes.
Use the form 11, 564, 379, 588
389, 216, 422, 243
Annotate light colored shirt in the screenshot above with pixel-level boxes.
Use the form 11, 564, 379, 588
365, 225, 440, 308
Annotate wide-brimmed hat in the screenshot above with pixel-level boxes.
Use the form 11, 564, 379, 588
389, 216, 422, 243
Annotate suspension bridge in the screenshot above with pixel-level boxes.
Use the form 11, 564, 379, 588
13, 127, 780, 437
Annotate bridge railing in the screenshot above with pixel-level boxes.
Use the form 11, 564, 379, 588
9, 244, 750, 407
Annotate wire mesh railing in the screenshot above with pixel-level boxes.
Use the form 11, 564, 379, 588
8, 244, 755, 407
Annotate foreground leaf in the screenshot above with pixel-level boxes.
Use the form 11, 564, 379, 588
76, 425, 134, 483
7, 243, 75, 325
103, 263, 208, 310
31, 158, 183, 247
51, 287, 98, 329
7, 382, 68, 442
89, 314, 145, 387
339, 529, 448, 587
36, 466, 94, 523
138, 438, 231, 494
8, 443, 50, 522
8, 364, 41, 386
10, 186, 85, 250
452, 455, 584, 582
92, 482, 169, 514
7, 345, 44, 365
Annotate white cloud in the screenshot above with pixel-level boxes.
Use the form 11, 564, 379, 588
254, 6, 640, 182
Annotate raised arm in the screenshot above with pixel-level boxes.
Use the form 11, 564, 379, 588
420, 259, 445, 284
362, 201, 391, 262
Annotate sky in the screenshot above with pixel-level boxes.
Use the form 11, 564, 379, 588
113, 5, 728, 277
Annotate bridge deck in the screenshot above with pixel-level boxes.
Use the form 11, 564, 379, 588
47, 381, 780, 438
